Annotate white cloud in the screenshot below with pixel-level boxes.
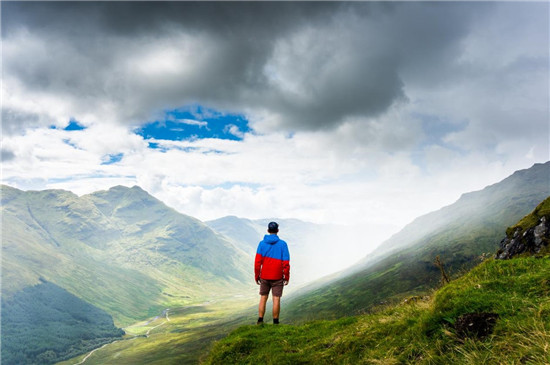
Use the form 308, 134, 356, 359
3, 119, 537, 231
224, 124, 244, 139
1, 1, 548, 257
180, 119, 208, 128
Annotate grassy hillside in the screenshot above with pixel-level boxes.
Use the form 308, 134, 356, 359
1, 185, 253, 326
57, 296, 259, 365
1, 184, 258, 364
283, 162, 550, 322
205, 254, 550, 364
507, 196, 550, 236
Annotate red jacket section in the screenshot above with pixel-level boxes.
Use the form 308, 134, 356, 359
254, 234, 290, 281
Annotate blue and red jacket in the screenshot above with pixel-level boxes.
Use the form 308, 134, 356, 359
255, 234, 290, 281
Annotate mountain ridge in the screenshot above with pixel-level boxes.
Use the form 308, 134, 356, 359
282, 161, 550, 322
1, 184, 253, 324
2, 162, 548, 364
205, 199, 550, 363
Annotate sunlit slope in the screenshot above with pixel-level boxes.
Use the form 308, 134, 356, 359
85, 186, 250, 284
283, 162, 550, 322
372, 161, 550, 260
206, 254, 550, 364
205, 201, 550, 364
57, 297, 259, 365
1, 185, 252, 325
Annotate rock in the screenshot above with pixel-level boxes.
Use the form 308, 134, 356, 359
495, 216, 550, 259
454, 312, 499, 339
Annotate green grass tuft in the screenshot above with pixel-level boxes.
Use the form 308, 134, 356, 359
205, 255, 550, 364
506, 196, 550, 236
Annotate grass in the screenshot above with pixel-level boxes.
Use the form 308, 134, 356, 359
507, 196, 550, 236
204, 255, 550, 364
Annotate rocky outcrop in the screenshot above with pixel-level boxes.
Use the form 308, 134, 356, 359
495, 216, 549, 259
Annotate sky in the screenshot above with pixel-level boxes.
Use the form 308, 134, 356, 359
1, 2, 549, 253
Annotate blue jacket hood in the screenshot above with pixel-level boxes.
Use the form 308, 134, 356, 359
263, 234, 280, 245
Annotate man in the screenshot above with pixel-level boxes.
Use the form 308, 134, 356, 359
254, 221, 290, 325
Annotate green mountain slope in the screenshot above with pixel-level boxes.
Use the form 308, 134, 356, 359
206, 255, 550, 364
206, 216, 267, 253
1, 185, 252, 326
283, 162, 550, 322
371, 161, 550, 259
205, 201, 550, 364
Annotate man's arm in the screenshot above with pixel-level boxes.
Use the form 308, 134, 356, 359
282, 242, 290, 284
254, 245, 263, 284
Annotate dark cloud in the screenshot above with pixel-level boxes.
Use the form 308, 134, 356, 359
2, 2, 338, 39
1, 149, 15, 162
2, 1, 545, 137
1, 108, 44, 135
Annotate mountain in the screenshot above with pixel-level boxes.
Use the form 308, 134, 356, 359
283, 162, 550, 322
205, 197, 550, 364
206, 216, 267, 253
369, 161, 550, 260
1, 184, 255, 363
1, 185, 252, 324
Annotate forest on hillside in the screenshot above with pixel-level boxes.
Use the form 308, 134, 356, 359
1, 280, 124, 365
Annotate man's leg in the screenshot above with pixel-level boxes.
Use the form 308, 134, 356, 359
258, 294, 269, 319
272, 295, 281, 322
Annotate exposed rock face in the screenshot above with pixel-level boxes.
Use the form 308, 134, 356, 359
495, 216, 550, 259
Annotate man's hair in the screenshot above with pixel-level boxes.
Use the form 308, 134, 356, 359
268, 221, 279, 233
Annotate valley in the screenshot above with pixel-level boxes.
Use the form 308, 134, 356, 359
58, 295, 258, 365
1, 162, 548, 364
204, 196, 550, 364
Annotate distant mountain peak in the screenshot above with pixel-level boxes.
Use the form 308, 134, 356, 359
89, 184, 157, 202
102, 185, 147, 193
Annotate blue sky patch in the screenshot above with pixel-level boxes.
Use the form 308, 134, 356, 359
136, 105, 251, 146
101, 153, 124, 165
64, 119, 87, 131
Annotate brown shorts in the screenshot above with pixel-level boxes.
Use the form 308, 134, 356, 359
259, 279, 284, 297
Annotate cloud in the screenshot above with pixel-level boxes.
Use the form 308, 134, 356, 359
2, 2, 512, 135
1, 149, 15, 162
224, 125, 245, 139
1, 1, 548, 238
178, 119, 208, 128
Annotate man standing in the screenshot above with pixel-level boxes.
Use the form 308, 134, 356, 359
254, 221, 290, 325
